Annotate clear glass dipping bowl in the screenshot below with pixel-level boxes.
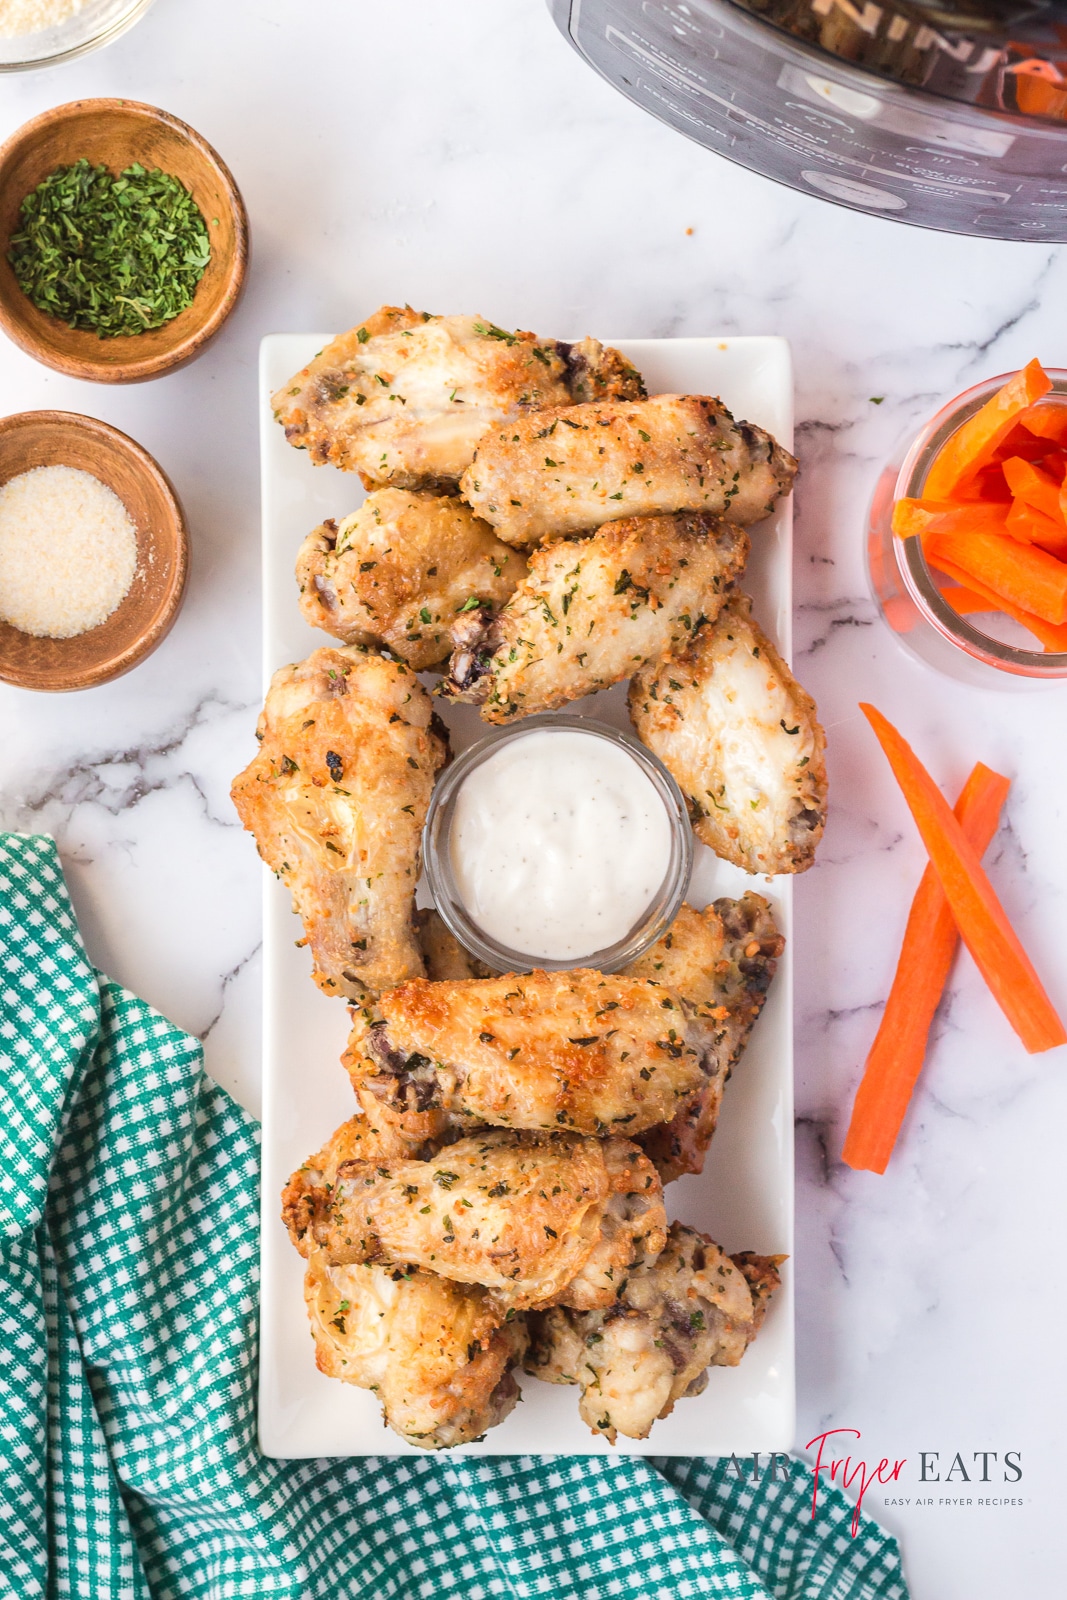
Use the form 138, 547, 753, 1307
867, 369, 1067, 688
422, 712, 694, 974
0, 0, 154, 71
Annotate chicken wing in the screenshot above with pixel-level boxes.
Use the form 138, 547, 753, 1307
230, 645, 447, 1000
629, 594, 827, 875
524, 1222, 782, 1442
343, 968, 703, 1143
272, 306, 645, 489
296, 490, 526, 670
415, 907, 497, 980
304, 1249, 527, 1449
281, 1115, 437, 1254
285, 1128, 665, 1313
627, 895, 784, 1182
459, 393, 797, 547
443, 512, 749, 723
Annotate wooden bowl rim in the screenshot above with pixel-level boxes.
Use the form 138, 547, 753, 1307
0, 97, 248, 384
0, 408, 189, 691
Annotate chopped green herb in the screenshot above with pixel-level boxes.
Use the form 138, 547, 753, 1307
473, 321, 518, 345
8, 158, 211, 338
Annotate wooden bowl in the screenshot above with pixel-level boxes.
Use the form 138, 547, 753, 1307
0, 99, 248, 383
0, 411, 188, 691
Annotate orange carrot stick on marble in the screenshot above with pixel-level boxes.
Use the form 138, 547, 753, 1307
860, 704, 1066, 1056
842, 762, 1009, 1174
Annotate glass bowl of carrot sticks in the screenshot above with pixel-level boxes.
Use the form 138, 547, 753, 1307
868, 360, 1067, 684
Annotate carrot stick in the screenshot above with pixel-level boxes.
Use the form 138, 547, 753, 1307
1019, 400, 1067, 445
939, 583, 995, 615
1002, 456, 1067, 525
925, 526, 1067, 624
1005, 498, 1067, 560
953, 462, 1012, 504
924, 360, 1053, 499
842, 762, 1011, 1173
994, 426, 1059, 465
926, 554, 1067, 651
859, 705, 1066, 1054
1013, 73, 1067, 120
892, 498, 1008, 539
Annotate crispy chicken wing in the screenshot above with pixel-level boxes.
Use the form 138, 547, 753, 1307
629, 594, 827, 875
459, 393, 797, 547
443, 512, 749, 723
285, 1128, 665, 1313
296, 490, 526, 669
293, 1111, 430, 1187
304, 1249, 527, 1449
415, 907, 497, 980
525, 1222, 782, 1442
281, 1116, 436, 1252
230, 645, 447, 1000
343, 969, 703, 1143
627, 895, 784, 1182
286, 1114, 525, 1448
272, 306, 645, 489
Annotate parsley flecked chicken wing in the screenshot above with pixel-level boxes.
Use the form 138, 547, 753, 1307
230, 645, 447, 1001
296, 489, 527, 670
284, 1128, 666, 1314
304, 1250, 528, 1450
459, 393, 797, 546
443, 511, 749, 722
286, 1117, 526, 1450
343, 968, 703, 1144
626, 896, 784, 1182
629, 593, 827, 875
272, 305, 645, 489
281, 1115, 439, 1269
524, 1222, 782, 1442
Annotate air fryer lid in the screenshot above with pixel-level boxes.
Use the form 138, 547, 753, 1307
549, 0, 1067, 238
733, 0, 1067, 121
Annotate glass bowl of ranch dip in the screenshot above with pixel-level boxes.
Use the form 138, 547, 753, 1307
423, 713, 693, 974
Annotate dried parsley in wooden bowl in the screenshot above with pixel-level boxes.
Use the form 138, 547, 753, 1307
9, 159, 211, 339
0, 98, 248, 383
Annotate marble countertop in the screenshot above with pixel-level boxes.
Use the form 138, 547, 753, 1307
2, 2, 1064, 1594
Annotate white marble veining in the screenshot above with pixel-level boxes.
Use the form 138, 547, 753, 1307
1, 1, 1065, 1593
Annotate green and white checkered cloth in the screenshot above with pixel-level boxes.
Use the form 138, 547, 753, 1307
0, 832, 908, 1600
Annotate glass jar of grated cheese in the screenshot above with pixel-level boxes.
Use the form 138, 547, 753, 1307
0, 0, 155, 72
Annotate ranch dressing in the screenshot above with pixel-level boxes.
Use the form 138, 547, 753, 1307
449, 727, 673, 960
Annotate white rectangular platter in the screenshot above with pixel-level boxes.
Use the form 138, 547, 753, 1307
258, 333, 796, 1457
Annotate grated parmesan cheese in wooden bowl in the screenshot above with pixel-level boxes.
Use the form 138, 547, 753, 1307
0, 464, 137, 638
